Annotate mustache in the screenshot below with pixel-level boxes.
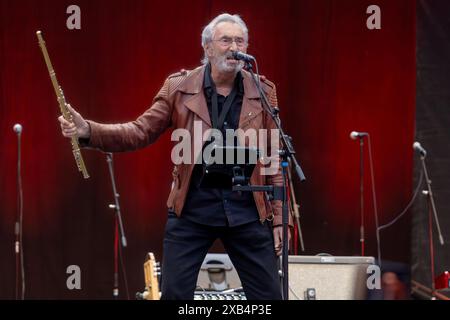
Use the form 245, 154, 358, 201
216, 51, 239, 59
225, 51, 234, 59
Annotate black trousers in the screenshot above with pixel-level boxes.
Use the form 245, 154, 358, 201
160, 212, 282, 300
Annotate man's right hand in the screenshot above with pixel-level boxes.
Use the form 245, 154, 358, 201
58, 104, 90, 139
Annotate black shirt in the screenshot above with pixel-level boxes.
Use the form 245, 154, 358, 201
181, 64, 259, 227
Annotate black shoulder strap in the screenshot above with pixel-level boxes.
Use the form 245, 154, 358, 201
211, 86, 237, 130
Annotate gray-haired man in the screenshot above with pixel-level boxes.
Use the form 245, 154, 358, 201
59, 13, 291, 299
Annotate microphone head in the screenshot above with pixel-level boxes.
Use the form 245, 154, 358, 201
350, 131, 368, 140
231, 51, 255, 62
13, 123, 22, 134
413, 141, 427, 156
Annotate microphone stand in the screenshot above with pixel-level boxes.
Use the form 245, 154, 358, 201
14, 127, 25, 300
419, 153, 444, 297
357, 136, 365, 256
106, 153, 129, 299
243, 60, 306, 300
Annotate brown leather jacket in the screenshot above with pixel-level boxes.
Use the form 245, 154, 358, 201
84, 65, 290, 226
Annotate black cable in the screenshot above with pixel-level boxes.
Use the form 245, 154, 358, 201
367, 135, 381, 266
378, 170, 424, 232
376, 164, 425, 265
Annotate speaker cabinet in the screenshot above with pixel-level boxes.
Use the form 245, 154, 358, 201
288, 255, 375, 300
196, 254, 375, 300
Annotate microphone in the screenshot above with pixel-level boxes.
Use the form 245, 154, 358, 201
350, 131, 368, 140
13, 122, 25, 299
13, 124, 23, 134
413, 141, 427, 157
231, 51, 255, 62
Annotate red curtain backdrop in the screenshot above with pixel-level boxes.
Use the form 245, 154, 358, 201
0, 0, 415, 298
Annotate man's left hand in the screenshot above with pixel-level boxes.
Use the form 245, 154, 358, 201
273, 226, 291, 256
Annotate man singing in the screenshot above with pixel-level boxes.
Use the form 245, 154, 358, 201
59, 13, 291, 300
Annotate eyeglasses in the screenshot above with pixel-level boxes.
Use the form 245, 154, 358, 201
212, 36, 247, 48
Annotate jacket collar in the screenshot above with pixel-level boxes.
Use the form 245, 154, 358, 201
179, 65, 260, 99
181, 65, 262, 128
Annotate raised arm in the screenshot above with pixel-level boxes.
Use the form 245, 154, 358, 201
58, 78, 173, 153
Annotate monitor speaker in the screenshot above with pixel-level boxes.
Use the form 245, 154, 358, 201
288, 255, 375, 300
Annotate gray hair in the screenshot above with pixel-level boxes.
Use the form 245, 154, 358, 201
201, 13, 249, 64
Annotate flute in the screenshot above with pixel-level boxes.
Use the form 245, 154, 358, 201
36, 31, 89, 179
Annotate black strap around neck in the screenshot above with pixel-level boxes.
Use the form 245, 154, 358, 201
211, 86, 237, 130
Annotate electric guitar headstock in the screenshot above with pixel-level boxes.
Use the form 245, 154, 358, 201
137, 252, 161, 300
